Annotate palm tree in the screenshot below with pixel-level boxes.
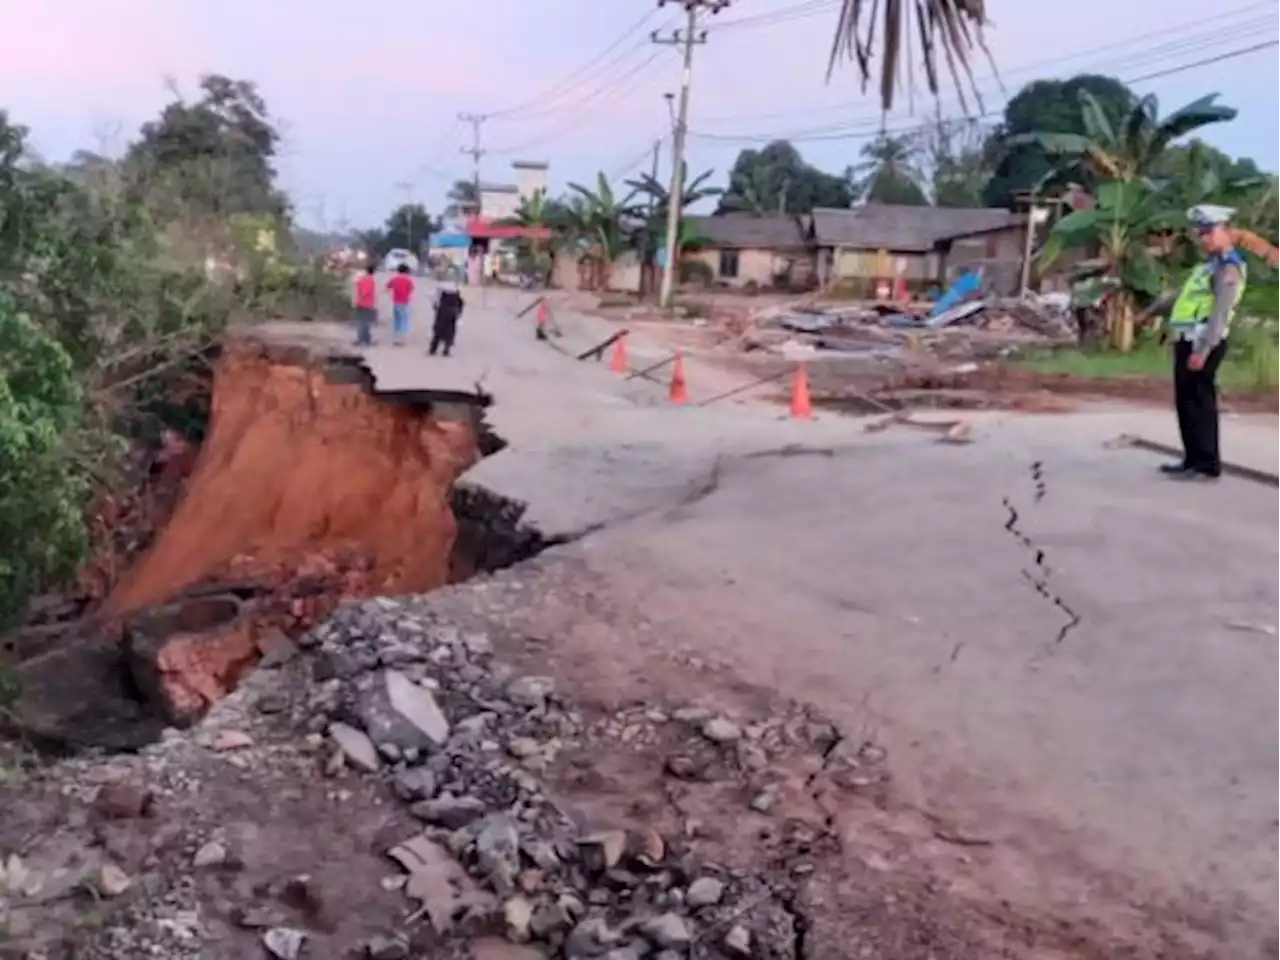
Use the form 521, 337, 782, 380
564, 173, 639, 291
827, 1, 992, 112
626, 166, 720, 292
851, 134, 928, 205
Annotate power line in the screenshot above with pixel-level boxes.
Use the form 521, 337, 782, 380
458, 113, 488, 202
691, 39, 1280, 146
714, 0, 837, 32
486, 8, 664, 121
698, 1, 1277, 126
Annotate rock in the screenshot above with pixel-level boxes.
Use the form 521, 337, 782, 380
192, 841, 228, 868
530, 901, 571, 938
506, 676, 554, 711
365, 933, 411, 959
631, 826, 665, 868
392, 767, 438, 802
231, 906, 281, 929
257, 628, 298, 667
664, 755, 707, 780
601, 946, 647, 960
330, 722, 381, 772
640, 913, 691, 948
92, 781, 153, 820
262, 927, 307, 960
565, 917, 620, 958
723, 925, 752, 956
503, 895, 534, 943
359, 670, 450, 752
701, 717, 741, 743
506, 737, 541, 759
686, 876, 725, 908
672, 706, 712, 723
463, 633, 494, 656
470, 939, 549, 960
578, 830, 627, 873
212, 729, 254, 751
94, 864, 133, 898
476, 815, 521, 893
410, 794, 488, 829
256, 691, 288, 714
749, 791, 775, 813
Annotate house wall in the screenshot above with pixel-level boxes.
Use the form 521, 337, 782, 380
480, 189, 520, 221
941, 226, 1027, 295
832, 248, 937, 282
550, 249, 641, 293
690, 247, 815, 289
514, 166, 548, 202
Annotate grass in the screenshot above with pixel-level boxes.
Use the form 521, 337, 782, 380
1013, 322, 1278, 392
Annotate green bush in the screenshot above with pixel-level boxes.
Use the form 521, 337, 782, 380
0, 299, 89, 629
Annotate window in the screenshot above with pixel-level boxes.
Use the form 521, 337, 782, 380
719, 249, 740, 279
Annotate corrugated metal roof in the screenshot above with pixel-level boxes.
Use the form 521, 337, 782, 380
811, 205, 1024, 252
685, 213, 809, 250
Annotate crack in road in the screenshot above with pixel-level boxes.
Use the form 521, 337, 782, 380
1002, 462, 1082, 646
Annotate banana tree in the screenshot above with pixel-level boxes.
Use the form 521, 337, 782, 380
498, 188, 570, 283
625, 165, 720, 293
827, 0, 992, 113
564, 173, 639, 291
1011, 92, 1238, 191
1040, 180, 1183, 350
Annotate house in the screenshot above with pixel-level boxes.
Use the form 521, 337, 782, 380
683, 214, 814, 290
461, 161, 552, 280
809, 204, 1030, 295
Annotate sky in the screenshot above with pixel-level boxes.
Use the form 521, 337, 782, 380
1, 0, 1277, 231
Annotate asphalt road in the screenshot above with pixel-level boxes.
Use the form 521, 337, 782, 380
302, 279, 1279, 955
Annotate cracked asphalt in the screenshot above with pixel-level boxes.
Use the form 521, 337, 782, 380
273, 283, 1279, 956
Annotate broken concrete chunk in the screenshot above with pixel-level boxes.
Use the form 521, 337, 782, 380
476, 815, 521, 893
503, 895, 534, 943
701, 717, 741, 743
192, 840, 228, 868
92, 781, 153, 820
365, 932, 411, 959
577, 830, 627, 874
329, 722, 381, 772
723, 924, 752, 956
392, 767, 438, 802
686, 875, 725, 908
410, 794, 488, 829
640, 912, 692, 948
564, 917, 621, 957
94, 863, 133, 898
358, 669, 450, 751
505, 675, 554, 711
262, 926, 307, 960
506, 736, 541, 759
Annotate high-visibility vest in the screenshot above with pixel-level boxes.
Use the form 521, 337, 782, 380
1168, 250, 1247, 334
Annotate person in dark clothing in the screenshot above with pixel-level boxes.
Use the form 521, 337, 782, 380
1160, 204, 1248, 482
429, 282, 465, 356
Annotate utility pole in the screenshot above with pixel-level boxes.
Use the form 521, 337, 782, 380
457, 112, 488, 214
394, 180, 413, 250
652, 0, 729, 308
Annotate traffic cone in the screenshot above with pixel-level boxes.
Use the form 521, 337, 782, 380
535, 301, 549, 340
789, 362, 813, 420
609, 334, 629, 374
668, 351, 688, 405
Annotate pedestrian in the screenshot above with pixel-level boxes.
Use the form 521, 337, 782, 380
352, 262, 377, 346
1160, 204, 1247, 482
386, 263, 415, 346
429, 281, 465, 357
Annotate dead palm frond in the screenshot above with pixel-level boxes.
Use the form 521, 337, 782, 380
826, 0, 995, 115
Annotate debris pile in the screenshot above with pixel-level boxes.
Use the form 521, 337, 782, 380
296, 597, 868, 958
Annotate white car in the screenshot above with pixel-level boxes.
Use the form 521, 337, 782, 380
382, 248, 420, 273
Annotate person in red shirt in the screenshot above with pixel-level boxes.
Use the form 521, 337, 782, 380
386, 264, 415, 345
353, 262, 377, 345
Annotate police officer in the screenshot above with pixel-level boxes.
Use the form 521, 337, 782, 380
1160, 204, 1247, 482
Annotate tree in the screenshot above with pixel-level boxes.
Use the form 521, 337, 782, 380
717, 141, 852, 215
499, 189, 571, 281
385, 203, 436, 253
444, 179, 478, 219
983, 75, 1137, 208
125, 74, 287, 221
918, 120, 992, 207
852, 134, 928, 205
827, 0, 990, 112
563, 173, 640, 290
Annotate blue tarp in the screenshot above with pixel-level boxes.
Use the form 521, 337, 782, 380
928, 269, 982, 317
429, 232, 471, 249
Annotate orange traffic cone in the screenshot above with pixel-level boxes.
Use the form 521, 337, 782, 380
789, 362, 813, 420
668, 351, 688, 405
535, 301, 549, 340
609, 334, 629, 374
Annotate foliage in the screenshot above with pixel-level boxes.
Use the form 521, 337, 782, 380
564, 173, 640, 288
499, 189, 571, 279
444, 179, 478, 219
827, 0, 990, 112
983, 75, 1136, 208
918, 120, 992, 208
852, 134, 928, 205
716, 141, 851, 215
0, 299, 89, 628
355, 203, 438, 260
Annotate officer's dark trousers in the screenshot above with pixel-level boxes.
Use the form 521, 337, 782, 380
1173, 337, 1228, 476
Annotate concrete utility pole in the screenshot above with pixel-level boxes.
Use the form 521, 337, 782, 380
652, 0, 729, 308
457, 113, 488, 214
